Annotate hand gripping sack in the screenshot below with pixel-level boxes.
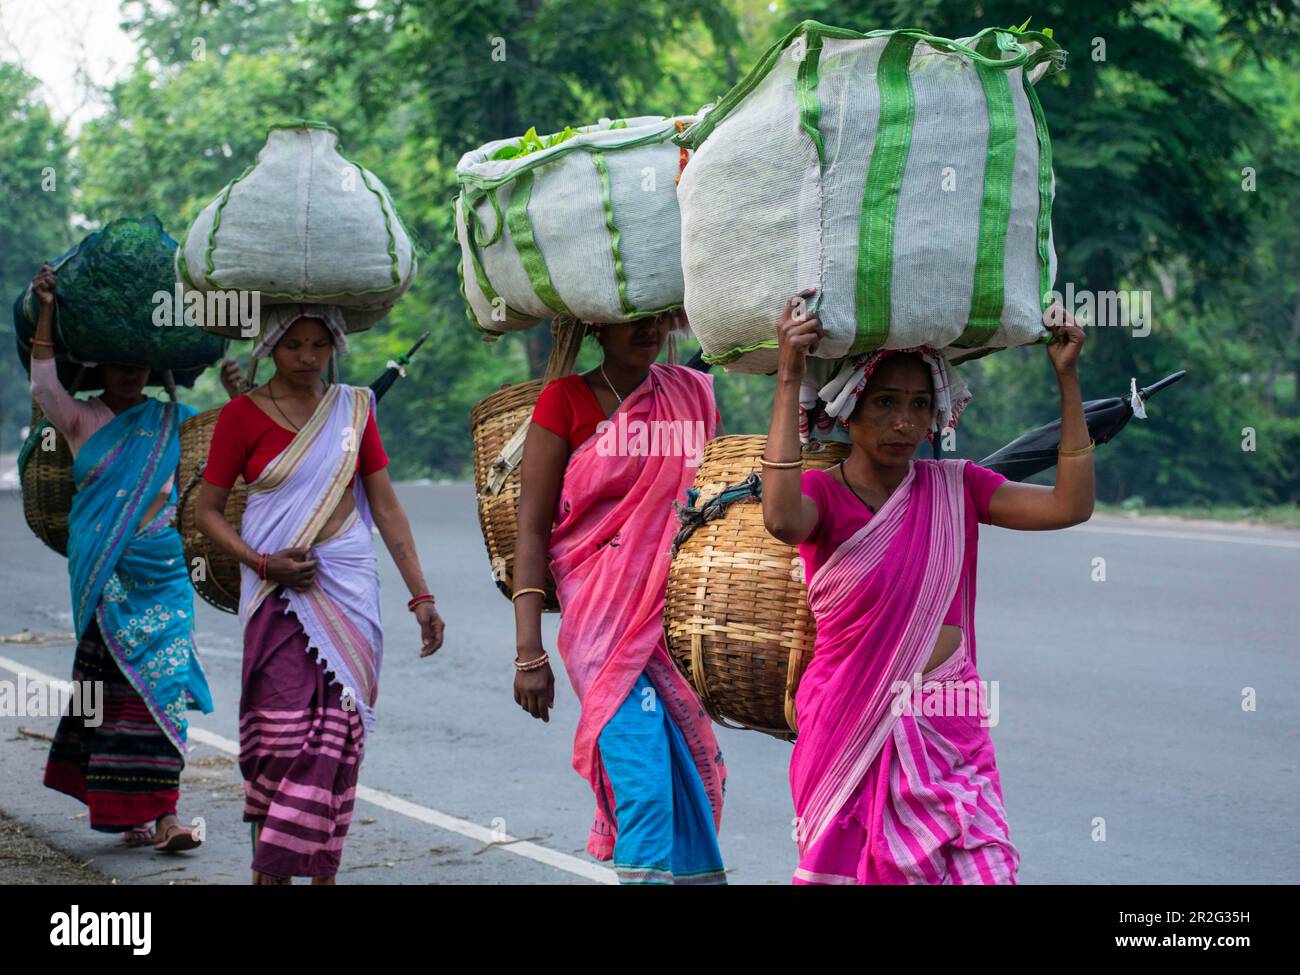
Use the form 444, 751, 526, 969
676, 22, 1065, 373
456, 115, 695, 335
14, 215, 225, 389
177, 121, 417, 336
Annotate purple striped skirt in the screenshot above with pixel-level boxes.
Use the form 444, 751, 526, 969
240, 591, 364, 879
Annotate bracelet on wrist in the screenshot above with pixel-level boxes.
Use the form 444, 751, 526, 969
1057, 440, 1095, 458
511, 587, 547, 602
407, 593, 436, 611
514, 651, 550, 672
759, 456, 803, 469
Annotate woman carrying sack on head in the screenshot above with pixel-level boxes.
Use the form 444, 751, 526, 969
513, 310, 728, 885
29, 263, 241, 852
195, 304, 445, 885
763, 291, 1094, 885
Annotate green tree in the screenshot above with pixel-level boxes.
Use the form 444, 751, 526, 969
0, 63, 74, 454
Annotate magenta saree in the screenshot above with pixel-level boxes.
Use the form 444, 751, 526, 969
790, 459, 1019, 885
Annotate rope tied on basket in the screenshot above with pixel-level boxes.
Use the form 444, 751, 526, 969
671, 472, 763, 555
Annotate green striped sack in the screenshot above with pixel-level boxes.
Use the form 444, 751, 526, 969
675, 21, 1065, 374
178, 121, 417, 336
456, 114, 696, 335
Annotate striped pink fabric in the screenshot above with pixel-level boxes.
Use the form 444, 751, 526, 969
240, 592, 364, 879
790, 459, 1018, 885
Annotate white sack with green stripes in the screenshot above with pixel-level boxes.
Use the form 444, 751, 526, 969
177, 122, 417, 337
455, 114, 696, 336
676, 22, 1066, 374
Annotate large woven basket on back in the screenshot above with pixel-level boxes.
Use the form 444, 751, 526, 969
176, 408, 246, 613
469, 319, 596, 612
664, 435, 850, 740
19, 401, 75, 556
470, 377, 560, 610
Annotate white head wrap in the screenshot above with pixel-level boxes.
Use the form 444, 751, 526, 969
798, 346, 972, 445
250, 304, 350, 359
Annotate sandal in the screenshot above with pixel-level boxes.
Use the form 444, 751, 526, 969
153, 822, 202, 853
122, 824, 156, 847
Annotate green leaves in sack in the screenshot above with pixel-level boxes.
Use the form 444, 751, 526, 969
1007, 17, 1053, 38
490, 119, 631, 161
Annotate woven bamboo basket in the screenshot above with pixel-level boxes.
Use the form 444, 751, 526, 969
19, 401, 76, 557
176, 408, 247, 613
471, 318, 623, 611
664, 435, 850, 740
470, 378, 559, 609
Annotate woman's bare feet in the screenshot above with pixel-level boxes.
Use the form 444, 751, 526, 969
122, 824, 155, 847
253, 870, 292, 885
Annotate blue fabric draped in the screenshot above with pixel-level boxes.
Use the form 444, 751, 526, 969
66, 397, 212, 753
597, 672, 727, 884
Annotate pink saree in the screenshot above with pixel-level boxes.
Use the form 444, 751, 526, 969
547, 363, 726, 861
791, 459, 1019, 885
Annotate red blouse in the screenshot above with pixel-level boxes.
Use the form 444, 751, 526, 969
202, 393, 388, 488
531, 373, 723, 452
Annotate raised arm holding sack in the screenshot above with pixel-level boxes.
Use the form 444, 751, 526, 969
762, 292, 1092, 885
28, 263, 223, 853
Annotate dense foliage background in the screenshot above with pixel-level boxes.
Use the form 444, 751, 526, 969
3, 0, 1298, 507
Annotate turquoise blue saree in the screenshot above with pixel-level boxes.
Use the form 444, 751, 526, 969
65, 397, 213, 752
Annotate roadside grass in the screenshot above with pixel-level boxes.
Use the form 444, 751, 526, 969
1095, 500, 1300, 529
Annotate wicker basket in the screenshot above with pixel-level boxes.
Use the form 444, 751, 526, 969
664, 435, 850, 740
470, 379, 560, 609
470, 319, 593, 612
18, 401, 76, 557
176, 408, 246, 613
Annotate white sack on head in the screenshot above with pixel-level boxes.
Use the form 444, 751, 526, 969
455, 114, 698, 336
179, 122, 417, 338
676, 22, 1064, 374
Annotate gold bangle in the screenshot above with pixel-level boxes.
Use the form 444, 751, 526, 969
511, 587, 547, 602
1058, 440, 1095, 458
759, 456, 803, 469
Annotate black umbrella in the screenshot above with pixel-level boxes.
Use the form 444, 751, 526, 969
368, 331, 431, 400
976, 370, 1186, 481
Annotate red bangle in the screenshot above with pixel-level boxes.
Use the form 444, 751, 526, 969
257, 552, 268, 580
407, 593, 435, 611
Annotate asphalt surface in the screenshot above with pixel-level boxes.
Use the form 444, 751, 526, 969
0, 484, 1296, 885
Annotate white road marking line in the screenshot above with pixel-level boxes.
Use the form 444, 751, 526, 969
1070, 523, 1300, 549
0, 654, 616, 885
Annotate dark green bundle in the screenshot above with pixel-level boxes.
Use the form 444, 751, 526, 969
14, 215, 225, 390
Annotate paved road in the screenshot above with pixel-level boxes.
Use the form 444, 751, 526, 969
0, 485, 1296, 884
